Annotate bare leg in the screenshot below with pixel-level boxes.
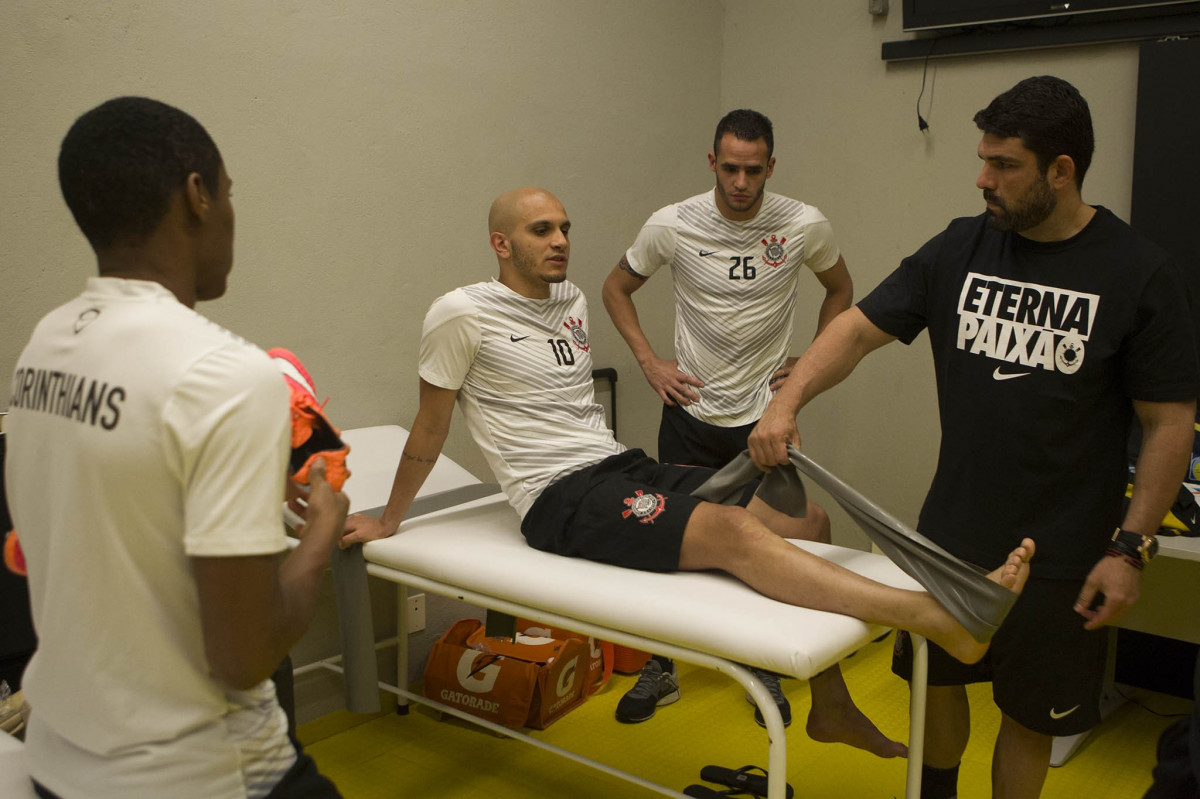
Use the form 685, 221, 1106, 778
747, 494, 830, 543
993, 713, 1051, 799
923, 684, 971, 769
747, 496, 906, 756
677, 503, 1034, 669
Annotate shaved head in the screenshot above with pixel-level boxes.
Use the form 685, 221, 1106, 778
488, 187, 562, 236
487, 186, 571, 299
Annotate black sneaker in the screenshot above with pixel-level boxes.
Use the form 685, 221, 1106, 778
745, 668, 791, 728
615, 659, 680, 723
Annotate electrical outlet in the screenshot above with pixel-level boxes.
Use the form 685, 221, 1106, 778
406, 593, 426, 633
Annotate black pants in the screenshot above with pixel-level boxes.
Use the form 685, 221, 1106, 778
1145, 654, 1200, 798
265, 742, 342, 799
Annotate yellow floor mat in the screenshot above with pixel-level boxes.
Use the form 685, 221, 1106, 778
300, 635, 1190, 798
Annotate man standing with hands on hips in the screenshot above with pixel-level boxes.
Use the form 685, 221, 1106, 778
603, 109, 870, 740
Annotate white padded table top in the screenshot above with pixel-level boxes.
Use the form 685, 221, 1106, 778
363, 490, 923, 680
342, 425, 479, 515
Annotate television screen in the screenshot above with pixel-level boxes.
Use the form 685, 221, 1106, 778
903, 0, 1199, 31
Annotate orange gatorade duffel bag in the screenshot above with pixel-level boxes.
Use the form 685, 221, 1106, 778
423, 618, 589, 730
516, 618, 614, 695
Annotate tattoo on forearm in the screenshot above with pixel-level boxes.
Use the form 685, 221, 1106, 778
618, 256, 647, 281
401, 449, 437, 464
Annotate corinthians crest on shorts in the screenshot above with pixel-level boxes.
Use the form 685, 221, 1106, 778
622, 490, 667, 524
761, 234, 788, 268
563, 316, 590, 352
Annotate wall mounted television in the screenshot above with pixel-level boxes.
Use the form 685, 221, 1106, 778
903, 0, 1200, 32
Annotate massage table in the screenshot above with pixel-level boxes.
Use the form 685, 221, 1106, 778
324, 425, 930, 799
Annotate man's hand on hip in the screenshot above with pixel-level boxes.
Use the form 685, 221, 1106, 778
640, 356, 704, 406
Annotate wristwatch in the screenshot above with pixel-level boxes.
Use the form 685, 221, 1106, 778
1110, 528, 1159, 567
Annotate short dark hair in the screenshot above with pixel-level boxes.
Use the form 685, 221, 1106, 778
973, 76, 1094, 189
58, 97, 223, 250
714, 109, 774, 159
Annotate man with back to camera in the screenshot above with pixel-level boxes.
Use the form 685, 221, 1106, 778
749, 76, 1199, 799
602, 109, 858, 731
6, 97, 348, 798
341, 185, 1035, 763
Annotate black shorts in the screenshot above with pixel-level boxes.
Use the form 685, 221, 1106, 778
891, 577, 1107, 737
521, 449, 757, 572
658, 402, 757, 468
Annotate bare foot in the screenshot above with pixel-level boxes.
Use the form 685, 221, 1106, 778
930, 538, 1035, 665
988, 537, 1034, 593
807, 709, 909, 758
806, 667, 908, 759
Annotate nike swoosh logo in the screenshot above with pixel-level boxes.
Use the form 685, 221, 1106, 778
698, 250, 718, 257
993, 367, 1031, 381
1049, 705, 1079, 720
510, 335, 530, 342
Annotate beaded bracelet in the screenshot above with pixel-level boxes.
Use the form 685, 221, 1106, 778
1105, 546, 1144, 571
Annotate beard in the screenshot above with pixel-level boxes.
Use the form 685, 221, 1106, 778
984, 176, 1057, 232
511, 242, 567, 284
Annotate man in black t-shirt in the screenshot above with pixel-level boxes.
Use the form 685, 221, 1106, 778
750, 76, 1199, 799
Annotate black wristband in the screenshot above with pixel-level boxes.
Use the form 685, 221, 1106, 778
1110, 527, 1158, 567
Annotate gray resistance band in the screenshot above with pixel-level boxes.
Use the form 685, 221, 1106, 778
691, 448, 1017, 643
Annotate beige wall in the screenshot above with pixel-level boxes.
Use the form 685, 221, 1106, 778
0, 0, 721, 722
2, 1, 1147, 717
1, 0, 722, 473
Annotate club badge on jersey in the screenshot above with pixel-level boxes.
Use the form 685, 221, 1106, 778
761, 235, 788, 268
563, 317, 590, 352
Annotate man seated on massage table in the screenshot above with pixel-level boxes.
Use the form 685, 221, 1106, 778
342, 186, 1034, 760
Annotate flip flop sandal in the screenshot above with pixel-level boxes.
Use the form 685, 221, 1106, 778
683, 785, 757, 799
699, 764, 794, 799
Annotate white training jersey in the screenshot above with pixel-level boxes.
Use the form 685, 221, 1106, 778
7, 277, 295, 798
625, 189, 840, 426
419, 279, 624, 516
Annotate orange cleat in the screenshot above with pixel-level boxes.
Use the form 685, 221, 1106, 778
267, 348, 350, 492
3, 530, 25, 577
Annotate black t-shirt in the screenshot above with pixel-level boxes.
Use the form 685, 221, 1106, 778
858, 207, 1199, 578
